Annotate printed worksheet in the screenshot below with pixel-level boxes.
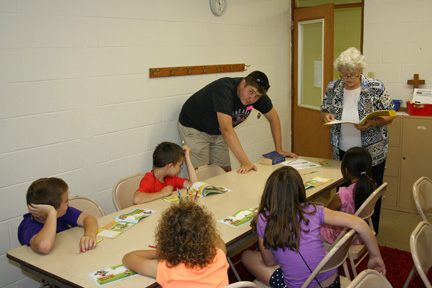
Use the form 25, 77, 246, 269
218, 205, 258, 227
281, 158, 321, 170
88, 264, 137, 286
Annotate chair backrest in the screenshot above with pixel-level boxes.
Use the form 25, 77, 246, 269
302, 229, 356, 288
347, 269, 392, 288
112, 173, 144, 211
355, 182, 388, 221
69, 196, 105, 218
412, 177, 432, 222
330, 182, 388, 246
195, 164, 226, 181
410, 220, 432, 288
223, 281, 258, 288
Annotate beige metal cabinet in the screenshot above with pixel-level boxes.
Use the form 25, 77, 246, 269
383, 115, 432, 213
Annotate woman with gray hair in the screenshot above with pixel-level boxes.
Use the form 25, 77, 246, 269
320, 47, 394, 234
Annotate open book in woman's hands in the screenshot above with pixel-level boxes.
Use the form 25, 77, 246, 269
324, 110, 396, 126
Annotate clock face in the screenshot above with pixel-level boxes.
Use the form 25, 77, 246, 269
210, 0, 227, 16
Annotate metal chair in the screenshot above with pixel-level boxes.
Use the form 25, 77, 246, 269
347, 269, 392, 288
223, 281, 258, 288
412, 176, 432, 222
112, 173, 144, 211
195, 164, 226, 180
325, 182, 388, 279
302, 229, 355, 288
407, 221, 432, 288
404, 177, 432, 288
252, 230, 355, 288
69, 195, 105, 218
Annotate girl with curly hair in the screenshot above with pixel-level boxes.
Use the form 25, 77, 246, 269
122, 201, 229, 287
241, 166, 385, 288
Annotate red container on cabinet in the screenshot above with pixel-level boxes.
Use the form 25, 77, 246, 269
406, 101, 432, 116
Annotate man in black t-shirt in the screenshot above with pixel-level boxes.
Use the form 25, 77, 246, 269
178, 71, 297, 174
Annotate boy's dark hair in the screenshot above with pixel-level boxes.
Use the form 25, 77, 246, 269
153, 142, 185, 168
155, 201, 219, 269
244, 71, 270, 94
26, 178, 69, 209
341, 147, 376, 211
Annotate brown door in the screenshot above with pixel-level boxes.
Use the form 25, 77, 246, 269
292, 3, 334, 158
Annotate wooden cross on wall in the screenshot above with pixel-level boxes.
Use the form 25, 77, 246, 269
407, 74, 425, 90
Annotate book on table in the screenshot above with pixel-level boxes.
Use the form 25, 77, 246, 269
97, 208, 156, 238
304, 176, 332, 190
324, 110, 396, 126
218, 205, 258, 227
88, 264, 137, 286
162, 182, 232, 204
261, 150, 286, 165
114, 208, 155, 223
191, 181, 232, 197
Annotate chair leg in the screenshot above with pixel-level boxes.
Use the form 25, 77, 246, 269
403, 266, 416, 288
349, 255, 357, 278
342, 261, 351, 280
227, 256, 242, 282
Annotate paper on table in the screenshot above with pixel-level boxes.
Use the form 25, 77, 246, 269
97, 221, 136, 238
304, 176, 332, 190
281, 158, 321, 170
218, 205, 258, 227
88, 264, 137, 286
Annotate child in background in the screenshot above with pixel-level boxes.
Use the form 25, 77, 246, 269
122, 201, 229, 288
133, 142, 198, 204
321, 146, 376, 244
241, 166, 385, 288
18, 178, 99, 254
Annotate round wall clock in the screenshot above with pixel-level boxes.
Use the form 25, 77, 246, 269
210, 0, 227, 16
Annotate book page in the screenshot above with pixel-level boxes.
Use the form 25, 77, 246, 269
324, 110, 396, 126
281, 158, 320, 170
190, 182, 231, 197
115, 208, 156, 223
88, 264, 137, 286
218, 205, 258, 227
97, 221, 136, 238
304, 176, 332, 190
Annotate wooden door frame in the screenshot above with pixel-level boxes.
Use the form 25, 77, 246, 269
291, 2, 334, 158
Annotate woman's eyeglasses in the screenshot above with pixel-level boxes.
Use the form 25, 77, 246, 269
341, 74, 360, 79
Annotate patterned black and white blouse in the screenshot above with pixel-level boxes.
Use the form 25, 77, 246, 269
320, 75, 394, 166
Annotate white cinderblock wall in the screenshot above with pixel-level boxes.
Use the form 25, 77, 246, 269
2, 0, 431, 287
0, 1, 291, 287
363, 0, 432, 106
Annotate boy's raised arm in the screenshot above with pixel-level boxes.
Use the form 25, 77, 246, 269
182, 145, 198, 186
28, 204, 58, 254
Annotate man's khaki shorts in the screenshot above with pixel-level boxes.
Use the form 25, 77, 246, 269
178, 122, 230, 168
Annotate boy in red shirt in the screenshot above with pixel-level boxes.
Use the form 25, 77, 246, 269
133, 142, 198, 204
